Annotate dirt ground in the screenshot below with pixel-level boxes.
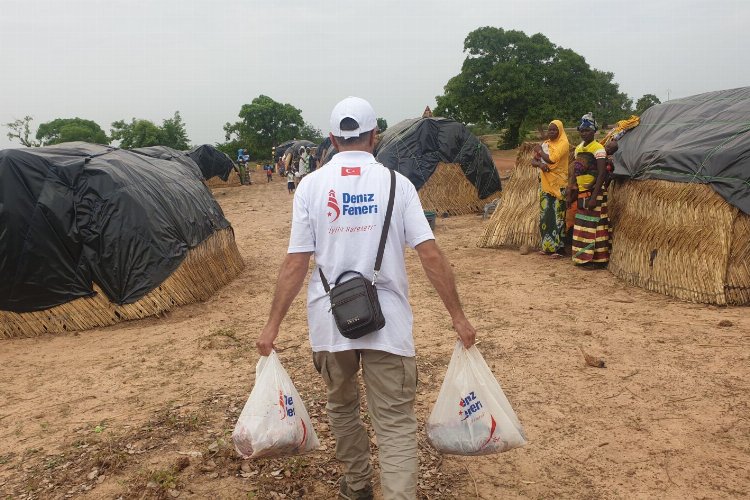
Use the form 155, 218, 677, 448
1, 173, 749, 500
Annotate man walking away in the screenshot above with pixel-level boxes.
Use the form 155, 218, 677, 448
256, 96, 477, 500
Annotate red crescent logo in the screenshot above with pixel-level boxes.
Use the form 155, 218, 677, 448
327, 189, 340, 222
480, 415, 497, 449
279, 391, 286, 420
298, 419, 308, 450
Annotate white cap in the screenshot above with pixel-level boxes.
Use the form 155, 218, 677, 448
329, 96, 377, 138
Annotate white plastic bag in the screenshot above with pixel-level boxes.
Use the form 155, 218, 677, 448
232, 350, 320, 459
426, 341, 527, 455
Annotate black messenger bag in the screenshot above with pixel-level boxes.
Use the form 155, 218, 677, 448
319, 169, 396, 339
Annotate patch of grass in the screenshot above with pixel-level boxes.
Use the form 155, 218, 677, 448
199, 326, 243, 350
0, 453, 13, 465
148, 466, 179, 491
43, 455, 65, 470
92, 437, 129, 472
214, 327, 239, 341
161, 409, 206, 432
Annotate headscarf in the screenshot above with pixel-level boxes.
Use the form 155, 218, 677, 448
540, 119, 569, 199
577, 112, 598, 131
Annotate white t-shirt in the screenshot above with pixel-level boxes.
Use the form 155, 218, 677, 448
288, 150, 434, 357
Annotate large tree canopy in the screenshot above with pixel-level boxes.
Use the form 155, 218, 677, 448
36, 117, 108, 146
110, 111, 190, 149
223, 95, 321, 159
434, 27, 632, 148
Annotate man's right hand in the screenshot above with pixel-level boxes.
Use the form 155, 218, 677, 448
256, 324, 278, 356
452, 315, 476, 349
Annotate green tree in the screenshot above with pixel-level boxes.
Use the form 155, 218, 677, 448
223, 95, 316, 157
159, 111, 190, 150
5, 116, 39, 147
587, 70, 633, 129
110, 118, 163, 148
110, 111, 190, 149
635, 94, 661, 115
435, 27, 630, 148
377, 118, 388, 132
298, 123, 324, 143
36, 117, 109, 145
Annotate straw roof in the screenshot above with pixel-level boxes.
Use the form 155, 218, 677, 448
608, 179, 750, 305
477, 143, 539, 248
419, 162, 501, 216
1, 227, 244, 338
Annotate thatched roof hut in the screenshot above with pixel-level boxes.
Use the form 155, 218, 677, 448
0, 142, 244, 337
375, 117, 501, 215
609, 87, 750, 305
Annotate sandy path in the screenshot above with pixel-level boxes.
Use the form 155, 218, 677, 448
1, 174, 748, 499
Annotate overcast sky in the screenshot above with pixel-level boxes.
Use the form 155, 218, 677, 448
1, 0, 747, 151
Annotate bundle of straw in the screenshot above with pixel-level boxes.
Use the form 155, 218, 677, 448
418, 162, 501, 216
477, 143, 539, 249
206, 169, 243, 188
608, 179, 750, 305
1, 227, 245, 338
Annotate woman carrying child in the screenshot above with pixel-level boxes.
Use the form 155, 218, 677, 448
532, 119, 570, 257
569, 113, 610, 268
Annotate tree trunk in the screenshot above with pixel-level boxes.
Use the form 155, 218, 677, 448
501, 118, 523, 149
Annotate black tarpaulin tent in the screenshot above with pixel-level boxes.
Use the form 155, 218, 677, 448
613, 87, 750, 214
375, 117, 501, 199
185, 144, 236, 181
131, 145, 204, 180
273, 140, 295, 161
0, 142, 232, 313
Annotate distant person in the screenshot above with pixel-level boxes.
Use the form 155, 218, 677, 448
307, 147, 318, 172
294, 167, 302, 187
286, 169, 295, 194
266, 164, 273, 182
531, 119, 569, 257
422, 106, 433, 118
569, 113, 609, 267
298, 146, 309, 175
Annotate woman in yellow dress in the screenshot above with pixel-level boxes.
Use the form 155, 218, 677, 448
532, 120, 569, 257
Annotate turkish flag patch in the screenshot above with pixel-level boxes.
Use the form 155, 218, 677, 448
341, 167, 361, 176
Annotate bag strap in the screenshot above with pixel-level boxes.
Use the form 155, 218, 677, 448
372, 168, 396, 284
319, 168, 396, 292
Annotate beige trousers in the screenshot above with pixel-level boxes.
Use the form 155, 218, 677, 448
313, 349, 418, 500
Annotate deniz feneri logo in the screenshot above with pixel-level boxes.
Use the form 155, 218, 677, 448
459, 390, 499, 450
327, 189, 378, 223
278, 391, 296, 419
458, 391, 483, 420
